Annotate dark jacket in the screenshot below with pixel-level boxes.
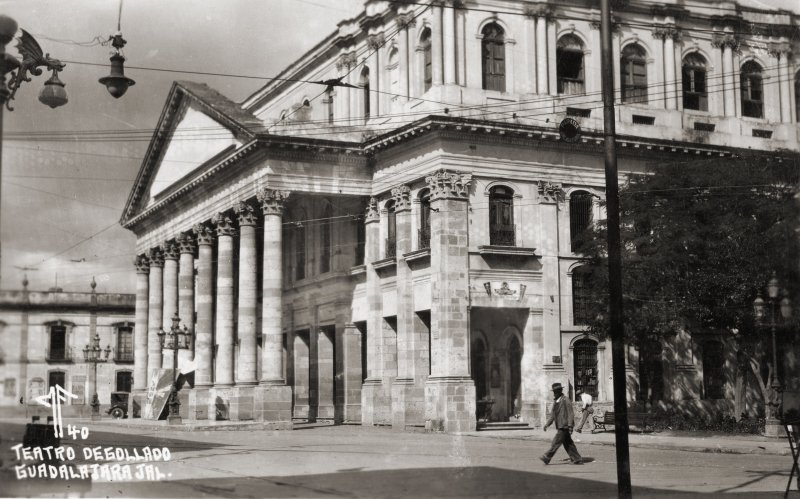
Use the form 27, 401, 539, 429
545, 395, 574, 430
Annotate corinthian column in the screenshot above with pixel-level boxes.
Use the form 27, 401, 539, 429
235, 201, 259, 386
133, 255, 149, 392
193, 224, 215, 388
176, 233, 195, 366
721, 35, 737, 117
146, 248, 164, 381
161, 242, 179, 368
431, 2, 444, 86
213, 212, 237, 388
253, 188, 293, 426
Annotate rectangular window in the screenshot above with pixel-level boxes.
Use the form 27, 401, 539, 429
48, 326, 68, 361
572, 271, 591, 325
116, 371, 133, 393
4, 378, 15, 397
48, 371, 66, 391
116, 326, 134, 362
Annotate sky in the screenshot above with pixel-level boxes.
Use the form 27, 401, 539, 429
0, 0, 363, 294
0, 0, 798, 295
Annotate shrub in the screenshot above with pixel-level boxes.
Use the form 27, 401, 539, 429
649, 411, 765, 434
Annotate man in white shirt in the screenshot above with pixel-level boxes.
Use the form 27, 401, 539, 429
575, 389, 594, 433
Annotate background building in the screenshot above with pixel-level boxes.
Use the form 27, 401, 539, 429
121, 0, 800, 431
0, 278, 135, 417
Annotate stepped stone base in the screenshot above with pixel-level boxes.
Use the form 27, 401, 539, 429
391, 378, 425, 430
424, 376, 476, 433
253, 384, 293, 429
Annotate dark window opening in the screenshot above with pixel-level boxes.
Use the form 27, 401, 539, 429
481, 23, 506, 92
47, 325, 68, 361
320, 204, 332, 273
48, 371, 66, 391
572, 268, 592, 326
573, 339, 598, 400
295, 215, 307, 281
116, 326, 134, 362
360, 67, 370, 121
570, 191, 593, 252
419, 189, 431, 250
421, 28, 432, 93
116, 371, 132, 393
557, 35, 585, 95
682, 53, 708, 111
702, 341, 725, 399
741, 61, 763, 118
489, 185, 515, 246
386, 200, 397, 258
355, 216, 366, 266
621, 44, 648, 104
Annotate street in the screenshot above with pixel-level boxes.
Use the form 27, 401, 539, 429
0, 421, 793, 498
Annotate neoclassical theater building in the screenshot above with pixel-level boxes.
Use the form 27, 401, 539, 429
121, 0, 800, 431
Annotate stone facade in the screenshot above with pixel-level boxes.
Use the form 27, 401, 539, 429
121, 1, 800, 430
0, 279, 135, 417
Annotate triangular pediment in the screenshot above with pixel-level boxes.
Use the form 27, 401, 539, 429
121, 81, 266, 225
146, 103, 242, 202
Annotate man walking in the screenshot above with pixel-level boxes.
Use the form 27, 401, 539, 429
575, 389, 594, 433
540, 382, 583, 465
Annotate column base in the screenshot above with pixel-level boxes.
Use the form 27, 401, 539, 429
253, 384, 293, 429
130, 390, 146, 418
317, 403, 335, 421
361, 378, 391, 426
189, 387, 211, 421
424, 376, 476, 433
391, 377, 425, 430
764, 417, 784, 438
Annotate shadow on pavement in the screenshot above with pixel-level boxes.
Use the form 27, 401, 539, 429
63, 465, 787, 498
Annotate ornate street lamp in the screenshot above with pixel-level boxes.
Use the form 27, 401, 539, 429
83, 332, 111, 420
99, 32, 135, 98
158, 312, 192, 425
753, 271, 793, 435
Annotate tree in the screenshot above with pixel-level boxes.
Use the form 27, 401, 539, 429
574, 157, 799, 419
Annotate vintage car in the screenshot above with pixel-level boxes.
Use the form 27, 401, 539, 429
106, 392, 129, 419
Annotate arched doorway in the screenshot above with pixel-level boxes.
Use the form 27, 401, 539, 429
470, 325, 524, 421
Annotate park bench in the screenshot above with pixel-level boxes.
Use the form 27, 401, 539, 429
592, 410, 650, 433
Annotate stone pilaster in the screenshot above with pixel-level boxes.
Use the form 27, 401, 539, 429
367, 35, 382, 118
397, 17, 410, 99
190, 224, 214, 420
431, 2, 444, 86
146, 248, 164, 383
132, 255, 149, 417
362, 197, 390, 425
317, 327, 336, 420
337, 323, 363, 423
424, 170, 476, 432
442, 0, 456, 85
252, 188, 292, 427
176, 233, 195, 368
161, 242, 179, 369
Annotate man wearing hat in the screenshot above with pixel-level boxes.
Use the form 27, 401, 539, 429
540, 382, 583, 465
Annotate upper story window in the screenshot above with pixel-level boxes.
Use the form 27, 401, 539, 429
682, 52, 708, 111
570, 190, 593, 252
420, 28, 432, 93
702, 340, 725, 399
489, 185, 515, 246
557, 35, 585, 95
741, 61, 763, 118
481, 23, 506, 92
320, 204, 332, 273
419, 189, 431, 250
115, 325, 134, 362
621, 44, 648, 104
572, 267, 592, 326
386, 200, 397, 258
47, 324, 71, 362
360, 67, 370, 121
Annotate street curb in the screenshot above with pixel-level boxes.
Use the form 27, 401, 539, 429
462, 432, 790, 457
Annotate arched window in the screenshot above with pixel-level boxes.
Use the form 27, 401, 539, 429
481, 23, 506, 92
360, 67, 370, 121
570, 190, 593, 252
295, 209, 307, 281
320, 203, 332, 274
621, 44, 648, 104
557, 35, 585, 95
573, 339, 598, 400
682, 52, 708, 111
388, 47, 400, 100
741, 61, 764, 118
572, 267, 592, 326
702, 340, 725, 399
420, 28, 433, 93
419, 189, 431, 249
489, 185, 514, 246
386, 200, 396, 258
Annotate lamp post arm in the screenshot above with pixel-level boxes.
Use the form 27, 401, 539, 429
6, 30, 65, 111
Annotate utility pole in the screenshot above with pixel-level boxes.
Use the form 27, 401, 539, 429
600, 0, 632, 497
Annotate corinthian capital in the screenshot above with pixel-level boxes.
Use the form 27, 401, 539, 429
652, 26, 680, 41
193, 223, 215, 246
176, 233, 196, 254
134, 254, 150, 274
257, 188, 290, 216
212, 213, 237, 237
365, 197, 380, 223
391, 185, 412, 212
147, 248, 164, 268
235, 201, 258, 227
425, 169, 472, 201
367, 34, 385, 51
162, 242, 180, 261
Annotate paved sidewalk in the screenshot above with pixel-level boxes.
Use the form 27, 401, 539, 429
462, 427, 792, 456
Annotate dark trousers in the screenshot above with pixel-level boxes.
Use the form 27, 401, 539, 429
576, 407, 594, 431
543, 428, 582, 462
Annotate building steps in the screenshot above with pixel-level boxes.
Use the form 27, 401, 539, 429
476, 421, 531, 431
